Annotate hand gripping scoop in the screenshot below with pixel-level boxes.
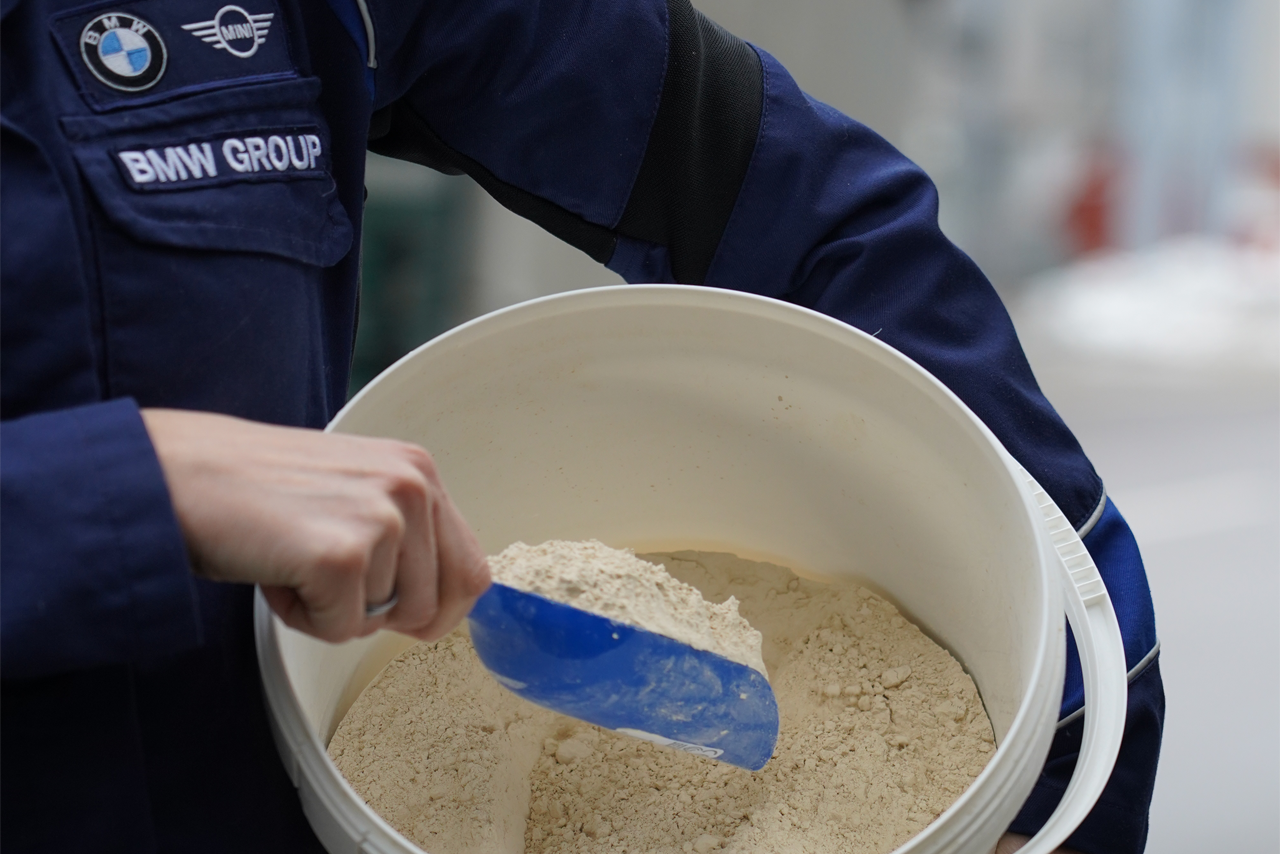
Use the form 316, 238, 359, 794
467, 582, 779, 770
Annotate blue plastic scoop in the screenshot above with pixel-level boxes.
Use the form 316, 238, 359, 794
467, 582, 780, 770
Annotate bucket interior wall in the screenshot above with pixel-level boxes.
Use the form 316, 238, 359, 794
299, 290, 1050, 749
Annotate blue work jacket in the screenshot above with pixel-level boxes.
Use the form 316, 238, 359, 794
0, 0, 1162, 851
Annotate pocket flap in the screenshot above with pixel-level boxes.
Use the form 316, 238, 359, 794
65, 80, 353, 267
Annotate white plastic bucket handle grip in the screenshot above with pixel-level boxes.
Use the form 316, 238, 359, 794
1016, 470, 1128, 854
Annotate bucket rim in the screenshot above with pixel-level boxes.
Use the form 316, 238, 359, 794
276, 283, 1068, 853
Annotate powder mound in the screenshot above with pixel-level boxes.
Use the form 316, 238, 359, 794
330, 551, 997, 854
490, 540, 767, 677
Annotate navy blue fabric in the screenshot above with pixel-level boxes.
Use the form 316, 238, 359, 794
2, 0, 366, 849
1060, 498, 1159, 718
62, 78, 353, 265
49, 0, 299, 112
1, 399, 200, 678
1011, 658, 1166, 853
319, 0, 374, 98
1, 0, 1160, 850
366, 0, 667, 230
2, 583, 327, 853
609, 233, 676, 284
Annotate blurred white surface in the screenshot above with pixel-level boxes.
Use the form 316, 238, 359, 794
1020, 237, 1280, 368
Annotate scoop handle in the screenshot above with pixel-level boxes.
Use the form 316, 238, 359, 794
1016, 470, 1128, 854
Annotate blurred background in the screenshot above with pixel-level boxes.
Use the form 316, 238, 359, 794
353, 0, 1279, 849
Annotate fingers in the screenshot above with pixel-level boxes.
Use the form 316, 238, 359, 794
260, 585, 304, 630
373, 446, 441, 636
261, 584, 345, 642
993, 834, 1081, 854
997, 834, 1027, 854
407, 491, 491, 642
260, 481, 411, 642
278, 517, 393, 641
362, 513, 402, 615
380, 446, 490, 641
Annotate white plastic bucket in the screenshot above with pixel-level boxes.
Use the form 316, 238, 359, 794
255, 285, 1127, 854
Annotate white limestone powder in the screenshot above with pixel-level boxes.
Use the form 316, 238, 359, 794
489, 540, 767, 677
329, 551, 996, 854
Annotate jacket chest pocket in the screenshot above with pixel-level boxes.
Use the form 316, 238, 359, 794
62, 77, 355, 424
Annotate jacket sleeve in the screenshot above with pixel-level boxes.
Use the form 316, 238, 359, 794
1, 399, 203, 679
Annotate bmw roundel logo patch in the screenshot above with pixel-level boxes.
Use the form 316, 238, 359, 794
79, 13, 167, 92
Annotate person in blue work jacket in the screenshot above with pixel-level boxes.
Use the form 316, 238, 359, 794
0, 0, 1163, 851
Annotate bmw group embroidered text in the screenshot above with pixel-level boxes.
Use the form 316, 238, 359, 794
116, 134, 324, 185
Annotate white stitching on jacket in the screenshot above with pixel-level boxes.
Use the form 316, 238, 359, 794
1076, 487, 1108, 538
354, 0, 377, 68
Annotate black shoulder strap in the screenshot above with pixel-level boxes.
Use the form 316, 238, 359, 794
616, 0, 763, 283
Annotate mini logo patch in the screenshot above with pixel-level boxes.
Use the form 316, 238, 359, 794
79, 12, 167, 91
182, 5, 274, 59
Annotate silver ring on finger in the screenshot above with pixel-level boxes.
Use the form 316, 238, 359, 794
365, 589, 399, 618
